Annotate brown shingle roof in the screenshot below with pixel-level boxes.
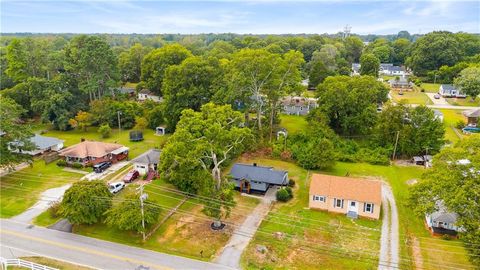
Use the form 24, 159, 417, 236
309, 174, 382, 205
59, 141, 124, 158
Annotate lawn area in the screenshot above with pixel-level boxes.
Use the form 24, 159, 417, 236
445, 97, 480, 107
239, 156, 473, 270
420, 83, 441, 93
10, 257, 92, 270
390, 88, 432, 105
279, 115, 308, 135
73, 178, 260, 261
34, 124, 168, 158
0, 159, 82, 218
439, 109, 465, 144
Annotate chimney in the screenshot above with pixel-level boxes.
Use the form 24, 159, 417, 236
253, 163, 257, 167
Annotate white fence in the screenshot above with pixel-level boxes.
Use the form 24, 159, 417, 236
0, 257, 58, 270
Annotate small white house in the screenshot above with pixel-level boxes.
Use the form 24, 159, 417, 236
10, 134, 64, 156
131, 149, 161, 175
379, 63, 406, 76
138, 89, 162, 102
438, 84, 466, 98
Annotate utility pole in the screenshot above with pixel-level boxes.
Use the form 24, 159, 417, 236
117, 111, 122, 137
138, 183, 147, 242
392, 131, 400, 160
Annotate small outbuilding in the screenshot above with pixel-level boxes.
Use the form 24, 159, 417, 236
138, 89, 162, 102
155, 126, 166, 136
463, 108, 480, 127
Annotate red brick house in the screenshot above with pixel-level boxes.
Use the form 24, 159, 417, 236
59, 141, 129, 166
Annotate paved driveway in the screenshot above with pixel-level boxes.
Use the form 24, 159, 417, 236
425, 93, 449, 105
81, 161, 129, 181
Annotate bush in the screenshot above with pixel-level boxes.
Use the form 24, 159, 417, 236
456, 120, 466, 129
288, 179, 295, 187
48, 201, 61, 218
72, 162, 83, 169
276, 188, 293, 202
285, 186, 293, 197
56, 160, 67, 167
98, 123, 112, 138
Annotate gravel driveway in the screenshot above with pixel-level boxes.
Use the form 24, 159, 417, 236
378, 183, 399, 270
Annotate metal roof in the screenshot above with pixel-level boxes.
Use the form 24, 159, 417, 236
229, 163, 287, 185
11, 134, 64, 150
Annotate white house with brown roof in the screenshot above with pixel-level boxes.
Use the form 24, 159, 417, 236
58, 141, 129, 166
309, 174, 382, 219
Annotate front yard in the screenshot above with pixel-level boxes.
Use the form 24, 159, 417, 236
445, 97, 480, 107
390, 88, 432, 105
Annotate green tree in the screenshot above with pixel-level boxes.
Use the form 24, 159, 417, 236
5, 38, 52, 82
64, 35, 119, 101
140, 44, 192, 95
372, 45, 392, 63
359, 53, 380, 77
344, 36, 364, 63
316, 75, 388, 135
160, 103, 252, 227
98, 123, 112, 138
69, 111, 92, 132
454, 67, 480, 101
133, 116, 148, 130
409, 135, 480, 266
392, 38, 411, 65
104, 193, 160, 234
118, 43, 152, 83
60, 180, 113, 225
406, 31, 463, 76
0, 97, 34, 169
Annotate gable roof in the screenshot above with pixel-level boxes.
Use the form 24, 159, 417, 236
430, 201, 458, 224
230, 163, 287, 185
59, 141, 125, 158
309, 174, 382, 205
139, 89, 156, 95
131, 149, 161, 164
440, 84, 456, 91
463, 108, 480, 118
11, 134, 64, 150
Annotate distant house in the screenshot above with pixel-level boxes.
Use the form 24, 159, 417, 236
388, 77, 413, 89
425, 202, 462, 237
58, 141, 129, 166
117, 87, 135, 97
281, 96, 318, 116
229, 163, 288, 193
309, 174, 382, 219
138, 89, 162, 102
412, 155, 433, 167
438, 84, 466, 98
463, 108, 480, 127
380, 63, 406, 76
9, 134, 64, 156
131, 149, 161, 175
351, 63, 361, 76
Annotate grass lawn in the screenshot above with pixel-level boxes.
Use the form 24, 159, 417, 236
33, 208, 61, 227
73, 178, 260, 261
390, 89, 432, 105
0, 159, 82, 218
239, 156, 472, 270
10, 257, 92, 270
439, 109, 465, 144
34, 124, 168, 158
420, 83, 441, 93
279, 115, 308, 135
445, 97, 480, 107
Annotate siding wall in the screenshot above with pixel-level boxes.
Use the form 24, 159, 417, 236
309, 194, 381, 220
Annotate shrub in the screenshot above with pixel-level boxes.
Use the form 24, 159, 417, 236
98, 123, 112, 138
276, 188, 293, 202
48, 201, 61, 218
72, 162, 83, 169
288, 179, 295, 187
56, 160, 67, 167
456, 120, 466, 129
285, 186, 293, 197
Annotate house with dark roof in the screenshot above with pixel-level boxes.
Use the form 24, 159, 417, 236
131, 149, 161, 175
425, 202, 462, 237
380, 63, 406, 76
309, 174, 382, 219
229, 163, 288, 193
117, 86, 136, 97
438, 84, 466, 98
138, 89, 162, 102
9, 134, 64, 156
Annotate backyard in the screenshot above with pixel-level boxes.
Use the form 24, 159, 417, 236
279, 115, 308, 135
238, 156, 473, 270
439, 109, 465, 144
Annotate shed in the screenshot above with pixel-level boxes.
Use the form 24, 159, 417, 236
412, 156, 424, 165
463, 108, 480, 126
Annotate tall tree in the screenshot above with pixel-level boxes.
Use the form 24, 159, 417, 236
5, 38, 52, 82
454, 67, 480, 101
360, 53, 380, 77
344, 36, 364, 63
160, 103, 252, 227
118, 43, 152, 83
392, 38, 411, 65
140, 44, 192, 95
64, 35, 119, 101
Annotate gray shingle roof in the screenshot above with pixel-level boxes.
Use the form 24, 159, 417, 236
12, 134, 64, 150
131, 149, 161, 164
229, 163, 287, 185
441, 84, 456, 91
431, 211, 458, 224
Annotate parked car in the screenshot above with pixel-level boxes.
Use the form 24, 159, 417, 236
108, 182, 125, 194
93, 162, 112, 173
434, 94, 441, 99
123, 170, 139, 183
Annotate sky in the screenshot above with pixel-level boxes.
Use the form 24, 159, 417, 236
1, 0, 479, 35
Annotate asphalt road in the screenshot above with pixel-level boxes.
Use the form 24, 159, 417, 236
0, 219, 233, 270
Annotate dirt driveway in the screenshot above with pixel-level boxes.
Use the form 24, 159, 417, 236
378, 183, 399, 270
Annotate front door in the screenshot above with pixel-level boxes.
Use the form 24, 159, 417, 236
348, 201, 358, 213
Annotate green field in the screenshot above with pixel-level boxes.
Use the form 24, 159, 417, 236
239, 157, 472, 270
390, 89, 433, 105
420, 83, 441, 93
445, 97, 480, 107
279, 114, 308, 135
439, 109, 465, 144
0, 160, 82, 218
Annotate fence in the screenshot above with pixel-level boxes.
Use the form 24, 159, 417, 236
0, 257, 59, 270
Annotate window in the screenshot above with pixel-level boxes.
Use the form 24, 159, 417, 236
364, 203, 374, 213
313, 195, 325, 202
334, 198, 344, 208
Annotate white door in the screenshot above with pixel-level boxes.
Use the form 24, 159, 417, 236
348, 201, 358, 213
